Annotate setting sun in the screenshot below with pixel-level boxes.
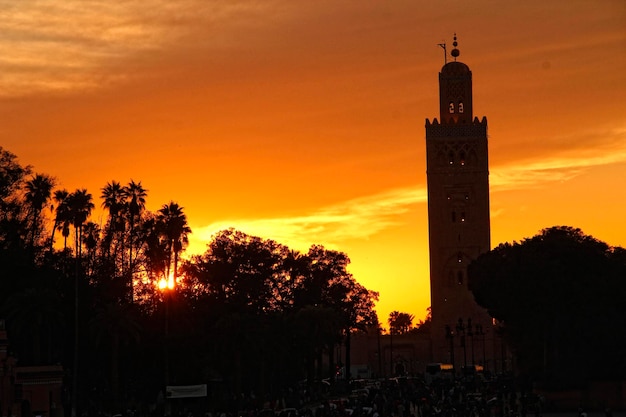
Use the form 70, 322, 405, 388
157, 274, 175, 291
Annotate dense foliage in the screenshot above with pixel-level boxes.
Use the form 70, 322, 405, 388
0, 147, 379, 414
468, 226, 626, 387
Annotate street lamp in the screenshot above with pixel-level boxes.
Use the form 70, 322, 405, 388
467, 318, 475, 366
456, 318, 467, 368
389, 325, 394, 377
475, 324, 487, 371
445, 325, 455, 375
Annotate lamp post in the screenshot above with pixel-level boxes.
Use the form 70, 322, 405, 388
389, 325, 394, 377
377, 326, 382, 377
500, 327, 507, 374
475, 324, 487, 371
467, 318, 475, 366
456, 318, 467, 369
445, 325, 455, 375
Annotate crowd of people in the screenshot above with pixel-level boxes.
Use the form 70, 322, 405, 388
179, 373, 545, 417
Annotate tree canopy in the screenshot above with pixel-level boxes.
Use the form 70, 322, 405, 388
468, 226, 626, 386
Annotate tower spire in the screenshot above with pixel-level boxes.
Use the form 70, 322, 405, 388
451, 33, 460, 61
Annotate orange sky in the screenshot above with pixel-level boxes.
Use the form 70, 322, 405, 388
2, 0, 625, 326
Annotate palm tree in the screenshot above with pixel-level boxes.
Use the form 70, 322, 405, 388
122, 180, 147, 274
65, 188, 94, 417
81, 221, 100, 277
156, 202, 191, 285
50, 189, 70, 253
24, 173, 55, 251
66, 189, 94, 259
100, 181, 126, 259
140, 215, 169, 290
388, 311, 414, 335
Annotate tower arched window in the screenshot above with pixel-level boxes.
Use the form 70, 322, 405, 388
457, 270, 464, 285
448, 151, 454, 165
459, 102, 464, 113
449, 102, 455, 113
460, 151, 466, 166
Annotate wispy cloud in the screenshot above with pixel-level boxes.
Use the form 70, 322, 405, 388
0, 0, 276, 96
492, 125, 626, 191
190, 185, 427, 253
189, 125, 626, 253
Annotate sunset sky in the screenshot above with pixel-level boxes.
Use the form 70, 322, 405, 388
2, 0, 625, 325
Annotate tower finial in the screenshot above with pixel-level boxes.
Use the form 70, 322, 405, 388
451, 33, 460, 61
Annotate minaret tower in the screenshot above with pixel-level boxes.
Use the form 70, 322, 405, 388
425, 35, 493, 366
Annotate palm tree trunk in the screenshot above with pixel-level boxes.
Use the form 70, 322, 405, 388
49, 219, 59, 255
29, 209, 39, 251
72, 224, 82, 417
72, 228, 79, 417
328, 344, 335, 381
316, 349, 323, 380
111, 334, 120, 412
345, 330, 352, 381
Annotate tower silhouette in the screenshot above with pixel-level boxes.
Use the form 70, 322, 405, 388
425, 35, 493, 367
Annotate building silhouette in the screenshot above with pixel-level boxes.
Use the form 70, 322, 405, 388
0, 319, 64, 417
425, 35, 495, 370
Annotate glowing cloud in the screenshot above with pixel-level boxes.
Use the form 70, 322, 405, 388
492, 125, 626, 191
190, 185, 427, 253
189, 125, 626, 254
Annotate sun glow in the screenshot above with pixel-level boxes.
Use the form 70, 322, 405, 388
158, 272, 175, 291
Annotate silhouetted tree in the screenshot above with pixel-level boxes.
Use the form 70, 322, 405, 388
412, 307, 432, 334
299, 245, 378, 381
0, 147, 30, 252
180, 230, 378, 390
65, 189, 94, 260
137, 214, 169, 305
388, 311, 414, 335
82, 221, 100, 277
123, 180, 147, 277
50, 189, 71, 252
24, 173, 55, 252
468, 226, 626, 386
65, 188, 94, 417
0, 146, 30, 207
101, 180, 127, 260
156, 201, 191, 286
